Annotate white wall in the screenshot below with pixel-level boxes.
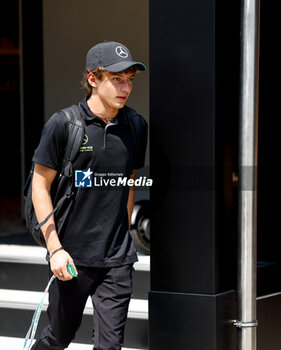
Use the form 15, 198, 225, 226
43, 0, 149, 122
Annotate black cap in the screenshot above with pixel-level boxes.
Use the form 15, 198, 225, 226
86, 41, 146, 72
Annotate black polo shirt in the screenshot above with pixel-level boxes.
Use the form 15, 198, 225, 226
32, 97, 147, 267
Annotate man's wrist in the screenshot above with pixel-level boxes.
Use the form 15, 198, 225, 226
49, 246, 64, 259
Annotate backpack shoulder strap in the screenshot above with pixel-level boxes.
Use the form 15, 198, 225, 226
125, 106, 138, 157
61, 104, 85, 176
124, 106, 148, 167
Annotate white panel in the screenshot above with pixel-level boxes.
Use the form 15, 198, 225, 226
0, 244, 150, 271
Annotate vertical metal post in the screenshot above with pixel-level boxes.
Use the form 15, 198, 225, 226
235, 0, 260, 349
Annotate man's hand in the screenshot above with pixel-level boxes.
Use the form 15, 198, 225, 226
50, 249, 78, 281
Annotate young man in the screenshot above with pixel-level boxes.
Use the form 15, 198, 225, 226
31, 41, 147, 350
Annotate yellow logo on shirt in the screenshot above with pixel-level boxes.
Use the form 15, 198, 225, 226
80, 134, 93, 152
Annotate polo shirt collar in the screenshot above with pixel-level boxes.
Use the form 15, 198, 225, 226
79, 97, 129, 127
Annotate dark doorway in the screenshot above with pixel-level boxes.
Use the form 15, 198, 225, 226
0, 0, 44, 244
0, 1, 24, 241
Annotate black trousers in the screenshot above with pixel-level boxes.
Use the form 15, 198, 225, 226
31, 264, 133, 350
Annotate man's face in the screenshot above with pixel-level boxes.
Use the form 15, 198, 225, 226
94, 71, 135, 112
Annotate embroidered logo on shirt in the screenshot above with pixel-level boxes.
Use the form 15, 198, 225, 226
80, 133, 93, 152
75, 169, 93, 187
82, 134, 88, 145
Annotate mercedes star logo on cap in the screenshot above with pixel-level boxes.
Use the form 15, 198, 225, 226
115, 46, 129, 59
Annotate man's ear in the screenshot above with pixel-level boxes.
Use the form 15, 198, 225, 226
87, 72, 97, 88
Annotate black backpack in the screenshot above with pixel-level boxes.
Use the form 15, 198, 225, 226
24, 105, 84, 247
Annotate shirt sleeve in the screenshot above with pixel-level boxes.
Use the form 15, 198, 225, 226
133, 114, 148, 169
32, 112, 68, 170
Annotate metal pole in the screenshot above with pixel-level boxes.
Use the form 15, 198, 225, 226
235, 0, 260, 350
235, 0, 260, 349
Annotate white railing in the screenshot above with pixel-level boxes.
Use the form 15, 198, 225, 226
0, 244, 150, 271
